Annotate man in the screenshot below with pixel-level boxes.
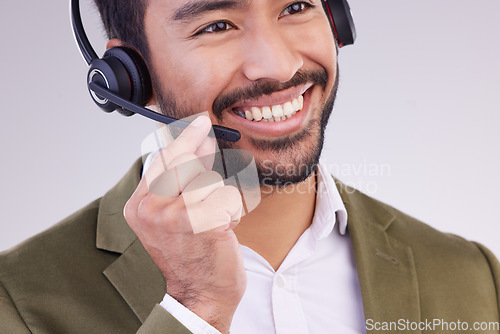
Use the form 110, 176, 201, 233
1, 1, 499, 334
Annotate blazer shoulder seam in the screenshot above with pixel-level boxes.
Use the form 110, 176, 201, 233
0, 278, 32, 333
472, 241, 500, 311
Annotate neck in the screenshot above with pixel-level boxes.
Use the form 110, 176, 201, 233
233, 171, 317, 271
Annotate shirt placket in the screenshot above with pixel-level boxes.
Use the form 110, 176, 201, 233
272, 264, 309, 334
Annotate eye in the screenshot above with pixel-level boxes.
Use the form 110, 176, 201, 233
280, 2, 315, 17
194, 21, 235, 36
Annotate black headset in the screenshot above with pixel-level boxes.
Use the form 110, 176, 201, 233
70, 0, 356, 142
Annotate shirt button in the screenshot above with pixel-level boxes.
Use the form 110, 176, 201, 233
275, 274, 287, 288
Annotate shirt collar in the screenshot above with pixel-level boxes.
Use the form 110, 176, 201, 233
310, 160, 348, 239
143, 153, 348, 238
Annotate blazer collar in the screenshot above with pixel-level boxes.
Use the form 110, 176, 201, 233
96, 157, 166, 322
336, 180, 421, 332
95, 159, 421, 326
96, 158, 142, 253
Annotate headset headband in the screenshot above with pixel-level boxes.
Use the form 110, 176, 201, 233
71, 0, 97, 64
70, 0, 356, 143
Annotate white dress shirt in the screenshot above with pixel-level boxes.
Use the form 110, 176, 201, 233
143, 157, 366, 333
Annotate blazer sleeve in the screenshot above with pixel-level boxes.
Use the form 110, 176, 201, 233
1, 280, 192, 334
0, 280, 31, 334
474, 242, 500, 312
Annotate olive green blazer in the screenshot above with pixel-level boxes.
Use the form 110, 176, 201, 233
1, 158, 499, 333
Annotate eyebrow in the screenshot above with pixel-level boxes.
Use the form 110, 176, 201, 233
172, 0, 250, 22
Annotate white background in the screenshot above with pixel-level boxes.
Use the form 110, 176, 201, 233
0, 0, 499, 256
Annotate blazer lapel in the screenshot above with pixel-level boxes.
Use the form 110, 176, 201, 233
95, 158, 166, 323
336, 180, 421, 331
93, 160, 422, 326
103, 238, 166, 322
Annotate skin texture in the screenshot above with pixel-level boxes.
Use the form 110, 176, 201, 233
125, 117, 245, 333
144, 0, 337, 184
122, 0, 339, 332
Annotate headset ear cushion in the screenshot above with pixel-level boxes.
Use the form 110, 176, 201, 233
87, 57, 131, 113
103, 47, 153, 107
324, 0, 356, 47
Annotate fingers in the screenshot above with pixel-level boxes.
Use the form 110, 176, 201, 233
125, 115, 214, 224
126, 152, 206, 228
125, 114, 242, 236
182, 170, 224, 205
194, 135, 217, 171
150, 153, 206, 196
125, 153, 202, 221
123, 116, 246, 323
143, 115, 213, 184
163, 115, 214, 164
187, 185, 243, 234
129, 175, 242, 236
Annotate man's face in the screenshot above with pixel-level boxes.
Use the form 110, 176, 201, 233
144, 0, 338, 187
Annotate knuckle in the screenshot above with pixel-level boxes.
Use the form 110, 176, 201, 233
164, 200, 192, 232
150, 170, 182, 197
224, 185, 242, 199
178, 152, 198, 161
136, 196, 189, 230
136, 196, 158, 225
169, 153, 202, 169
163, 198, 185, 217
204, 170, 224, 184
123, 200, 134, 222
149, 151, 169, 171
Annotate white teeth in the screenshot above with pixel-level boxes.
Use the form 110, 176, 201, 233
245, 110, 253, 121
271, 105, 284, 118
245, 110, 253, 120
283, 101, 294, 116
262, 106, 272, 119
233, 93, 305, 122
251, 107, 263, 121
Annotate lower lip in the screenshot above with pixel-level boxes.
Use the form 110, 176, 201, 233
225, 86, 313, 138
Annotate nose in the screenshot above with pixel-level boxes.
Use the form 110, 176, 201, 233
241, 25, 303, 83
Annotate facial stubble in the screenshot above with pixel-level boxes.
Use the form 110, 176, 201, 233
151, 64, 339, 188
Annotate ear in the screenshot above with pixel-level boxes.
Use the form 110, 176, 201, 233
106, 38, 123, 50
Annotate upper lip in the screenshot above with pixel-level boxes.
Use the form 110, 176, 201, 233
229, 83, 313, 111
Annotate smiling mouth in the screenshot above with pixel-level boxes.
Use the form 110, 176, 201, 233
232, 94, 305, 123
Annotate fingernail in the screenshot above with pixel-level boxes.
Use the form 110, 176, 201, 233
191, 116, 208, 128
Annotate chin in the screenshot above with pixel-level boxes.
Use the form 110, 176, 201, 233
254, 118, 324, 187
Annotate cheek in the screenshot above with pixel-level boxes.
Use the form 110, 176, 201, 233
144, 7, 236, 111
184, 47, 237, 91
291, 17, 337, 76
151, 45, 238, 112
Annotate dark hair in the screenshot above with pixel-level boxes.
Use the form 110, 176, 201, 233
92, 0, 150, 61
